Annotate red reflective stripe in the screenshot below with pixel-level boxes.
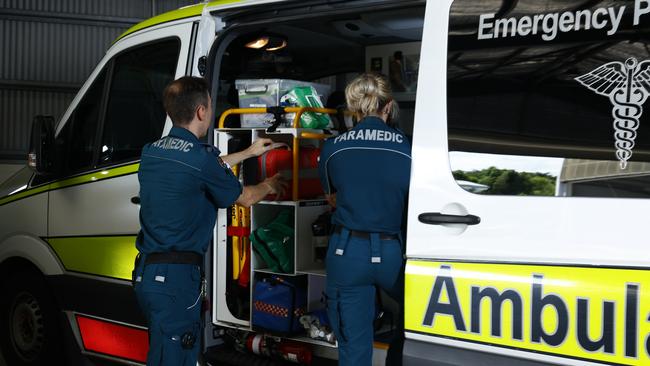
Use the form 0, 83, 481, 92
76, 315, 149, 363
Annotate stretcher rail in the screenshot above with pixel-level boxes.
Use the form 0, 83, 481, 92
217, 106, 338, 129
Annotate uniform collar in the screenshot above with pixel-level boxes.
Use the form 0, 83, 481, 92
168, 126, 201, 143
357, 116, 386, 128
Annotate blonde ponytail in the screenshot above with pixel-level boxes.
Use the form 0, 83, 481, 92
345, 73, 398, 121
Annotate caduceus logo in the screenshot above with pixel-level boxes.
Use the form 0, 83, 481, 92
575, 57, 650, 169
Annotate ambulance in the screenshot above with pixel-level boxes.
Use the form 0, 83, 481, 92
1, 0, 650, 365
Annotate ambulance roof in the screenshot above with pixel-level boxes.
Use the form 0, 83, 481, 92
115, 0, 286, 42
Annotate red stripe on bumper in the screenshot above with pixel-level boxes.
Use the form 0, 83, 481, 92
76, 315, 148, 363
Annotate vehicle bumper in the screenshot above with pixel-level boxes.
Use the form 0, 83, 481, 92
403, 338, 552, 366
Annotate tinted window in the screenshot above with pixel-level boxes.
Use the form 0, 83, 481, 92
99, 39, 180, 165
54, 68, 107, 175
447, 0, 650, 198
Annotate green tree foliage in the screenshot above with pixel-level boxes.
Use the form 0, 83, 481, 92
453, 167, 556, 196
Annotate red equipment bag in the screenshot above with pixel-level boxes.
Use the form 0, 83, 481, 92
258, 145, 323, 200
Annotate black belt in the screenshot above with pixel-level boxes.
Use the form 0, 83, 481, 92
334, 226, 399, 241
144, 251, 203, 266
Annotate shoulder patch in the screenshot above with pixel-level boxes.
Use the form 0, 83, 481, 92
217, 157, 228, 169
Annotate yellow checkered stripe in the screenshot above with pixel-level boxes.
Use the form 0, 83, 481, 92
254, 301, 305, 318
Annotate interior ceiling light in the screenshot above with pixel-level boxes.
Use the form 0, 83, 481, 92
245, 34, 288, 51
266, 40, 287, 52
245, 36, 269, 49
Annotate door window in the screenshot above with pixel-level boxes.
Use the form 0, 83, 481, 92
448, 0, 650, 198
100, 39, 180, 165
54, 68, 107, 175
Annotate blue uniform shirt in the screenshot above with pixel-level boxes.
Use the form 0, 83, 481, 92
136, 126, 242, 255
318, 116, 411, 234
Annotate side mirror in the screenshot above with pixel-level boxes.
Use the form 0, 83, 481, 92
28, 115, 55, 175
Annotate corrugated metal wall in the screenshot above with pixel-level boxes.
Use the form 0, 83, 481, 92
0, 0, 197, 161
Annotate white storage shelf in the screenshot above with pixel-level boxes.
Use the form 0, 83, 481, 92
251, 200, 329, 276
215, 127, 334, 138
257, 199, 328, 206
213, 128, 332, 339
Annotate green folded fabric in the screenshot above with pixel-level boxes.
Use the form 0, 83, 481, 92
250, 210, 295, 273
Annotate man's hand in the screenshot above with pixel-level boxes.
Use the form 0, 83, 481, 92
221, 138, 276, 167
236, 174, 289, 207
263, 174, 289, 199
246, 138, 274, 158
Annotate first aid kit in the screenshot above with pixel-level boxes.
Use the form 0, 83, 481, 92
252, 275, 307, 335
258, 144, 323, 201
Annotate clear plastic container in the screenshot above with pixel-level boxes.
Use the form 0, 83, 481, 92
235, 79, 331, 128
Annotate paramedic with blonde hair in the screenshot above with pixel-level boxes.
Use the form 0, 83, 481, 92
318, 73, 411, 366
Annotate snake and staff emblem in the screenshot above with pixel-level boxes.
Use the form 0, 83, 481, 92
575, 57, 650, 169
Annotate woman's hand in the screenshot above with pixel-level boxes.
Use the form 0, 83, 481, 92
326, 193, 337, 208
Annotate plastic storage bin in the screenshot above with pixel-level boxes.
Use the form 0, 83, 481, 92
235, 79, 331, 128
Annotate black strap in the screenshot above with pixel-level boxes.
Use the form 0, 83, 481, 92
266, 106, 285, 133
333, 226, 399, 240
144, 251, 202, 266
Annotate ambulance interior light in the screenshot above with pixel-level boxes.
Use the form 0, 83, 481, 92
266, 40, 287, 52
245, 36, 269, 49
245, 35, 288, 51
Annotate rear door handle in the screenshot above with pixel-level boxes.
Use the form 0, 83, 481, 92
418, 212, 480, 225
131, 196, 141, 205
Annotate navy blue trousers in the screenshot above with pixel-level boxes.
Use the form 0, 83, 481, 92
133, 261, 202, 366
326, 230, 404, 366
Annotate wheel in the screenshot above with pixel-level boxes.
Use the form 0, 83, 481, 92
0, 268, 64, 365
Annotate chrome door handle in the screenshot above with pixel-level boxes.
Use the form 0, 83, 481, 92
418, 212, 480, 225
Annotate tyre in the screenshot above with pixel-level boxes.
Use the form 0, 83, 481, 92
0, 268, 64, 365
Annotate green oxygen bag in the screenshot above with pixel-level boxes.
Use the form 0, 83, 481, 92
250, 210, 295, 273
280, 86, 332, 129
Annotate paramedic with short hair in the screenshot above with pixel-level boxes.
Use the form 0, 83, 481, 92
132, 76, 286, 366
319, 73, 411, 366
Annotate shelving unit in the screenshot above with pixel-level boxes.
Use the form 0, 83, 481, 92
213, 107, 336, 341
211, 106, 400, 355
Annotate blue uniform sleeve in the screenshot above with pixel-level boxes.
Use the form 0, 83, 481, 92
202, 152, 242, 208
318, 140, 334, 194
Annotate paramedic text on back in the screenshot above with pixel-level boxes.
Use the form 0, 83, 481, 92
477, 0, 650, 42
